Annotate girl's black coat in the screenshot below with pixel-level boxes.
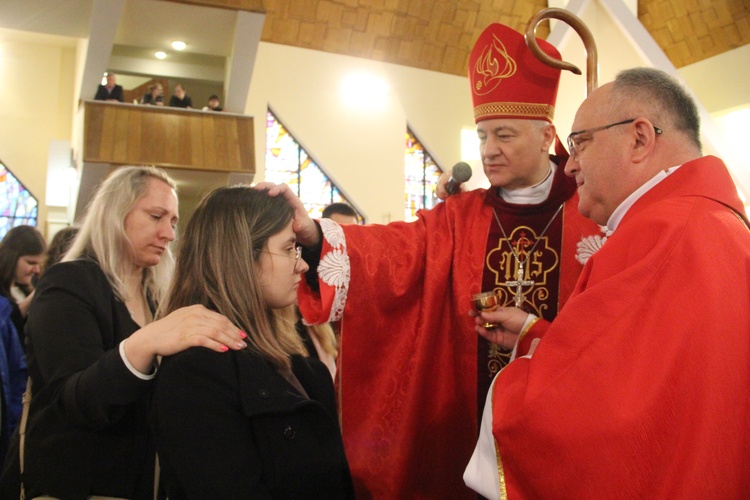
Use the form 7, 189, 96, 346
151, 346, 355, 499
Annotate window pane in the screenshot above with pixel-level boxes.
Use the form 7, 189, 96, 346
405, 129, 443, 222
0, 161, 38, 239
265, 110, 363, 223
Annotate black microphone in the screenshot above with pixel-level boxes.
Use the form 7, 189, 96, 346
445, 162, 472, 195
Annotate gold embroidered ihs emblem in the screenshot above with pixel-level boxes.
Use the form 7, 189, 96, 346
473, 34, 516, 96
486, 225, 560, 317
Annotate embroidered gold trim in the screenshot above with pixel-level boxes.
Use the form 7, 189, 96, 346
493, 437, 508, 500
473, 34, 517, 96
475, 102, 555, 121
492, 384, 508, 499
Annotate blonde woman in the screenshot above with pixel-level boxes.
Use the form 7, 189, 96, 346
140, 83, 164, 105
151, 186, 354, 498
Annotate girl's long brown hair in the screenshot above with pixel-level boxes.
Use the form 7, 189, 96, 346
160, 186, 305, 369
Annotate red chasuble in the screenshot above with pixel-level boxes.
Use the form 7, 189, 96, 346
490, 157, 750, 498
298, 159, 602, 499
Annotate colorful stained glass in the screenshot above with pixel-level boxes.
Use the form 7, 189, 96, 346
265, 110, 363, 222
0, 161, 38, 239
405, 128, 443, 222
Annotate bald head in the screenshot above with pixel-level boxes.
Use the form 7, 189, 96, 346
609, 68, 701, 151
565, 68, 703, 225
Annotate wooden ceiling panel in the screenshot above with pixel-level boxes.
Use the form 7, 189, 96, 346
180, 0, 750, 75
640, 0, 750, 67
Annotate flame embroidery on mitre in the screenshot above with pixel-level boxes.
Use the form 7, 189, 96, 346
474, 35, 516, 96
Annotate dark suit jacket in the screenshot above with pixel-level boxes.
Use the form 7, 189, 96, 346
169, 95, 193, 108
94, 84, 124, 102
141, 94, 164, 105
151, 347, 355, 499
4, 259, 156, 499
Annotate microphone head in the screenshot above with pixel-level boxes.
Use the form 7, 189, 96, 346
451, 162, 472, 182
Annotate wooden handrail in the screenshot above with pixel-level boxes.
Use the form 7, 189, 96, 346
83, 101, 255, 173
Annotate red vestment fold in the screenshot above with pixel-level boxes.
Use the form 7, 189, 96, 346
491, 156, 750, 498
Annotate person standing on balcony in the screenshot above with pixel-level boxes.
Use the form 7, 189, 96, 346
168, 83, 193, 109
94, 72, 124, 102
141, 83, 165, 106
202, 94, 223, 112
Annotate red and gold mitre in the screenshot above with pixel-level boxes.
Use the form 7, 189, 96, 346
469, 23, 562, 123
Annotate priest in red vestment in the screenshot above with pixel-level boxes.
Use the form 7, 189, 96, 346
260, 24, 602, 498
464, 68, 750, 498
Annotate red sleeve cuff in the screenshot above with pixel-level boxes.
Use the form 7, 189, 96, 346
516, 318, 550, 357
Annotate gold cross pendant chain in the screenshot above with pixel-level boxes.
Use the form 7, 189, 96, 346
491, 203, 564, 308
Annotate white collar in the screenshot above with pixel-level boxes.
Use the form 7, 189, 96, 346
499, 160, 556, 204
606, 165, 681, 231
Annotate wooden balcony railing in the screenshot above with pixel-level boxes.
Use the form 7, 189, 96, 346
83, 101, 255, 174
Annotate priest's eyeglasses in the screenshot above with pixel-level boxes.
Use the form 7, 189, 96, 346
567, 118, 663, 160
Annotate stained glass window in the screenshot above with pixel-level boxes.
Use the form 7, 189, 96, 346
265, 109, 363, 222
405, 128, 443, 222
0, 160, 38, 239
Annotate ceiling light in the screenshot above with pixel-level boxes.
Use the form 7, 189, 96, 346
155, 51, 167, 59
171, 41, 187, 51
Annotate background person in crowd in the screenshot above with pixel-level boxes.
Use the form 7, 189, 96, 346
93, 72, 124, 102
202, 94, 223, 112
168, 83, 193, 109
0, 166, 246, 499
0, 226, 42, 463
140, 83, 164, 106
258, 22, 602, 498
465, 67, 750, 498
0, 293, 26, 472
0, 225, 46, 347
321, 202, 359, 225
43, 226, 79, 271
151, 186, 354, 498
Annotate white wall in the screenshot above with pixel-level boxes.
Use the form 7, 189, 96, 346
246, 43, 475, 224
680, 44, 750, 114
0, 29, 77, 237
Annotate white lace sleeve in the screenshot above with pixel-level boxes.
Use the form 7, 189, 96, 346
318, 218, 351, 322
